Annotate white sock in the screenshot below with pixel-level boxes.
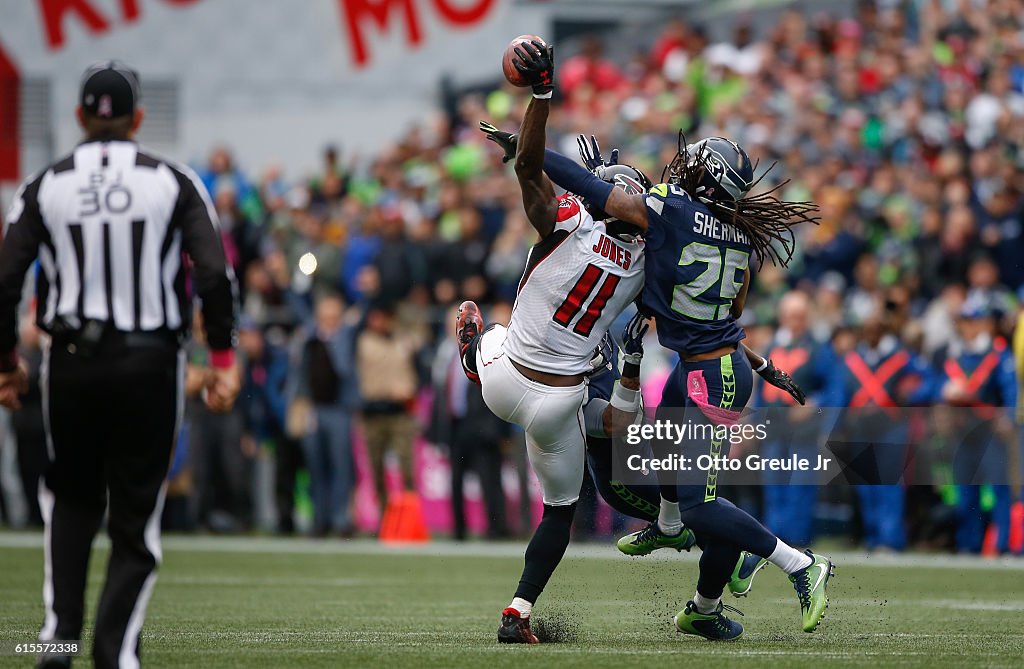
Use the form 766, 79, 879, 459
657, 497, 682, 536
508, 597, 533, 618
692, 591, 720, 614
768, 539, 813, 574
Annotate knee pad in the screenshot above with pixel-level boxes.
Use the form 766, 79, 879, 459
541, 501, 577, 524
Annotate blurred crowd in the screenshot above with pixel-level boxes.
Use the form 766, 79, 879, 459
2, 0, 1024, 554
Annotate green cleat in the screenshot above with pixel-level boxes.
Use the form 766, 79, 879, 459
728, 551, 768, 597
789, 550, 833, 632
674, 601, 744, 640
616, 522, 696, 556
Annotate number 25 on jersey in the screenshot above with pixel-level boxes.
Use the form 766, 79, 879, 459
672, 243, 749, 321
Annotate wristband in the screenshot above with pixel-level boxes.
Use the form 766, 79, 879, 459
754, 359, 769, 373
610, 382, 641, 413
533, 91, 553, 99
209, 349, 235, 370
622, 361, 641, 379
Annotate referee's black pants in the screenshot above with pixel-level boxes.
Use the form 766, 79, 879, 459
39, 342, 182, 669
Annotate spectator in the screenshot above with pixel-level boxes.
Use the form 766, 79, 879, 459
309, 144, 350, 206
432, 306, 510, 540
757, 291, 834, 546
187, 312, 251, 532
369, 207, 428, 305
197, 145, 262, 222
356, 303, 420, 514
290, 293, 359, 537
826, 307, 927, 552
238, 322, 299, 534
560, 36, 627, 103
937, 293, 1016, 553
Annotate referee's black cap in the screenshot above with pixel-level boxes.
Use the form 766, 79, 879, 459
80, 60, 141, 119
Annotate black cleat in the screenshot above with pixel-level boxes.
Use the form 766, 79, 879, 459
498, 607, 539, 644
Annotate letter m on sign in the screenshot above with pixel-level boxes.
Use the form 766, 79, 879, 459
340, 0, 423, 67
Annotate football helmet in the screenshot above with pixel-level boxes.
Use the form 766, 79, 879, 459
590, 164, 652, 243
686, 137, 754, 205
576, 134, 651, 242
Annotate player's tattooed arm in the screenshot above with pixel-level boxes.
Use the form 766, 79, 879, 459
514, 97, 558, 238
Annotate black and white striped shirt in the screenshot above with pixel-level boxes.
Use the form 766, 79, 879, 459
0, 140, 236, 359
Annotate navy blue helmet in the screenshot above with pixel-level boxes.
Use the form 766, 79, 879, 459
686, 137, 754, 205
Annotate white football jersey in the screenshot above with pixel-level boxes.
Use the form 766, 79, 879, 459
503, 194, 645, 375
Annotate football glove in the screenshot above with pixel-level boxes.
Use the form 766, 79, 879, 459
577, 134, 619, 173
479, 121, 518, 163
513, 40, 555, 97
621, 311, 649, 369
757, 360, 807, 406
587, 334, 614, 375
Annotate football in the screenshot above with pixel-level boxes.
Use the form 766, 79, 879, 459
502, 34, 546, 87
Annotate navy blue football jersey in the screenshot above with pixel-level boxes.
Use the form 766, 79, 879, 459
641, 183, 752, 355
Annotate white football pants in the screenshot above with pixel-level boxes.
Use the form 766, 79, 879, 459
476, 325, 586, 506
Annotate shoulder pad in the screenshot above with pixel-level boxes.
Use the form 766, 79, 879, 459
556, 194, 583, 224
645, 183, 691, 216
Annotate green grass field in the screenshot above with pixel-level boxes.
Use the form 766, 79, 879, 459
1, 533, 1023, 668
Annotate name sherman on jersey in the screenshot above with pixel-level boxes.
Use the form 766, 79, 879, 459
504, 194, 645, 375
693, 210, 750, 245
641, 183, 752, 356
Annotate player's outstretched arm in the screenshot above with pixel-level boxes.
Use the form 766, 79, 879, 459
515, 98, 558, 237
542, 149, 650, 232
512, 40, 558, 238
743, 344, 807, 405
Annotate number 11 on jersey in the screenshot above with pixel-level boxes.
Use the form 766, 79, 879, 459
552, 263, 621, 337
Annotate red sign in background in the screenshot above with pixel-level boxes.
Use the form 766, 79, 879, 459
0, 42, 18, 181
0, 0, 499, 182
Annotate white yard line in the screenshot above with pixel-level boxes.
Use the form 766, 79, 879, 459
1, 531, 1023, 570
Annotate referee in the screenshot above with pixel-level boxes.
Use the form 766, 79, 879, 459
0, 61, 239, 669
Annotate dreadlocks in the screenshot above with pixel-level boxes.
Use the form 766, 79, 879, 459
662, 131, 820, 266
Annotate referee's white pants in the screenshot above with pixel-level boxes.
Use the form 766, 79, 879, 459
475, 325, 586, 506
